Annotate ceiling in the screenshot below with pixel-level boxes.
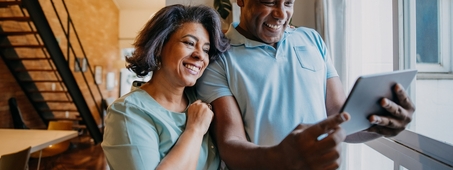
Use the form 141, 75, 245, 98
112, 0, 165, 10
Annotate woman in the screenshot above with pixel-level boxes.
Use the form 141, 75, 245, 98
101, 4, 229, 170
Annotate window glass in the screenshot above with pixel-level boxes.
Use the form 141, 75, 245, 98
416, 0, 439, 64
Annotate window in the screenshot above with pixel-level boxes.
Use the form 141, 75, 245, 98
415, 0, 452, 73
402, 0, 453, 146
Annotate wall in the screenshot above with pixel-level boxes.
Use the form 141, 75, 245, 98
292, 0, 317, 29
416, 79, 453, 145
166, 0, 212, 6
0, 0, 121, 128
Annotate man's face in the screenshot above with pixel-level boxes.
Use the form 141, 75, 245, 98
237, 0, 294, 46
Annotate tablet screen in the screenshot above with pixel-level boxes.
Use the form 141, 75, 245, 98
339, 69, 417, 135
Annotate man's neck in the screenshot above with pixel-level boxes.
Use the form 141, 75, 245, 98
235, 25, 276, 47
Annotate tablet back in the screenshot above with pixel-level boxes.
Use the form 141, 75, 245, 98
339, 69, 417, 135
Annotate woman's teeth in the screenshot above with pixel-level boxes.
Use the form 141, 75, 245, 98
184, 64, 200, 72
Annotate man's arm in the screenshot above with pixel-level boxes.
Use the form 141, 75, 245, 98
211, 96, 349, 170
210, 96, 271, 169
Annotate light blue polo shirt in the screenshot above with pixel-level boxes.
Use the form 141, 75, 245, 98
196, 23, 338, 145
102, 87, 219, 170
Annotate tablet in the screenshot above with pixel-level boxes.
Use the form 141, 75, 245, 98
339, 69, 417, 135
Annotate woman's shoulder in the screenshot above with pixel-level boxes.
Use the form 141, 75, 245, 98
110, 89, 154, 110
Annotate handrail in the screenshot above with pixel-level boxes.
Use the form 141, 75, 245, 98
365, 130, 453, 170
22, 0, 103, 143
49, 0, 105, 126
18, 6, 72, 103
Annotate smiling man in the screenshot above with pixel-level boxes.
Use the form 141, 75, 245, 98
197, 0, 415, 169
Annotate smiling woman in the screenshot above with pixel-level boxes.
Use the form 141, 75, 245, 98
101, 4, 230, 170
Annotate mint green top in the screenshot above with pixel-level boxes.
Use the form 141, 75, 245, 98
101, 88, 219, 170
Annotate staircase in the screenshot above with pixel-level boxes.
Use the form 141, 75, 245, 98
0, 0, 103, 144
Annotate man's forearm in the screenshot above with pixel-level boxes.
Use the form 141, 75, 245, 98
218, 139, 281, 170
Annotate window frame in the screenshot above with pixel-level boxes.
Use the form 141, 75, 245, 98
364, 0, 453, 169
414, 0, 452, 73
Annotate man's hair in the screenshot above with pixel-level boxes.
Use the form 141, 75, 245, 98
126, 4, 230, 77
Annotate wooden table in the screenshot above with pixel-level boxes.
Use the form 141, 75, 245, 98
0, 129, 78, 156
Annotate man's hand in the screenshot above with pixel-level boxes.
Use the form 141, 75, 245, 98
276, 112, 350, 170
367, 83, 415, 137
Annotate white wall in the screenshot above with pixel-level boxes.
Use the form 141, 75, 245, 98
119, 10, 159, 49
166, 0, 212, 7
415, 80, 453, 145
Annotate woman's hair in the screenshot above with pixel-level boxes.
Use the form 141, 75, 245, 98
126, 4, 230, 77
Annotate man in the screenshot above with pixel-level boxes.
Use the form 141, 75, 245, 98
197, 0, 415, 169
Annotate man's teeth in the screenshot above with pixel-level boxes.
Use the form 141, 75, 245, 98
185, 64, 200, 72
265, 23, 281, 29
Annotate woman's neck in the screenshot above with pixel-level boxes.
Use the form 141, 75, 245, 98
141, 74, 188, 113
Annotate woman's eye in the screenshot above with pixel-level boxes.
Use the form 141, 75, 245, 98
183, 41, 195, 46
203, 49, 209, 54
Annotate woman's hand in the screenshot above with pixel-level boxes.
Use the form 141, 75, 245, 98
186, 100, 214, 135
157, 100, 214, 170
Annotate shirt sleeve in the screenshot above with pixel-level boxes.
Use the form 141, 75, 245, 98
325, 49, 339, 79
101, 101, 160, 170
313, 29, 338, 79
196, 54, 233, 103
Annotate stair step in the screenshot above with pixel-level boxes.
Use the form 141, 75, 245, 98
46, 117, 83, 121
0, 44, 44, 48
0, 1, 22, 6
0, 31, 38, 36
35, 100, 73, 103
28, 90, 67, 93
41, 109, 78, 112
15, 68, 57, 72
0, 16, 30, 21
4, 57, 50, 61
21, 80, 62, 83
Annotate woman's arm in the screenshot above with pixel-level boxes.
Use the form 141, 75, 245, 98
103, 100, 213, 170
157, 100, 213, 170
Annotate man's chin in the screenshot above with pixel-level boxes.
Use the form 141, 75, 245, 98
261, 36, 282, 45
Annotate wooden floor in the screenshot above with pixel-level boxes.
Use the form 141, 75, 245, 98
28, 135, 109, 170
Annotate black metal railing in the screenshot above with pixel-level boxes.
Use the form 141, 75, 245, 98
49, 0, 104, 120
22, 0, 104, 143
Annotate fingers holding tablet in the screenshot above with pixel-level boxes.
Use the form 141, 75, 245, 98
366, 84, 415, 137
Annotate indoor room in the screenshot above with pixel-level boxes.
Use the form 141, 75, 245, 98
0, 0, 451, 169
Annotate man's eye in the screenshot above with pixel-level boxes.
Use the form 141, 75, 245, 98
260, 0, 275, 6
285, 1, 294, 7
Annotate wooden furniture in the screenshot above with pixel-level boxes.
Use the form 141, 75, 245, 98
30, 121, 74, 158
0, 146, 31, 170
0, 129, 78, 156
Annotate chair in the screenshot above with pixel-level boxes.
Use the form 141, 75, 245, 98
0, 146, 31, 170
8, 98, 28, 129
30, 121, 74, 158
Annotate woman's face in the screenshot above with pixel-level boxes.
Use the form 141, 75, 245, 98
159, 22, 210, 87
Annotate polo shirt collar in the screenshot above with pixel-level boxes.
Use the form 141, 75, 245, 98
226, 22, 289, 48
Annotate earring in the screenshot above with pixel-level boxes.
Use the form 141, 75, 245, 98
156, 57, 161, 70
